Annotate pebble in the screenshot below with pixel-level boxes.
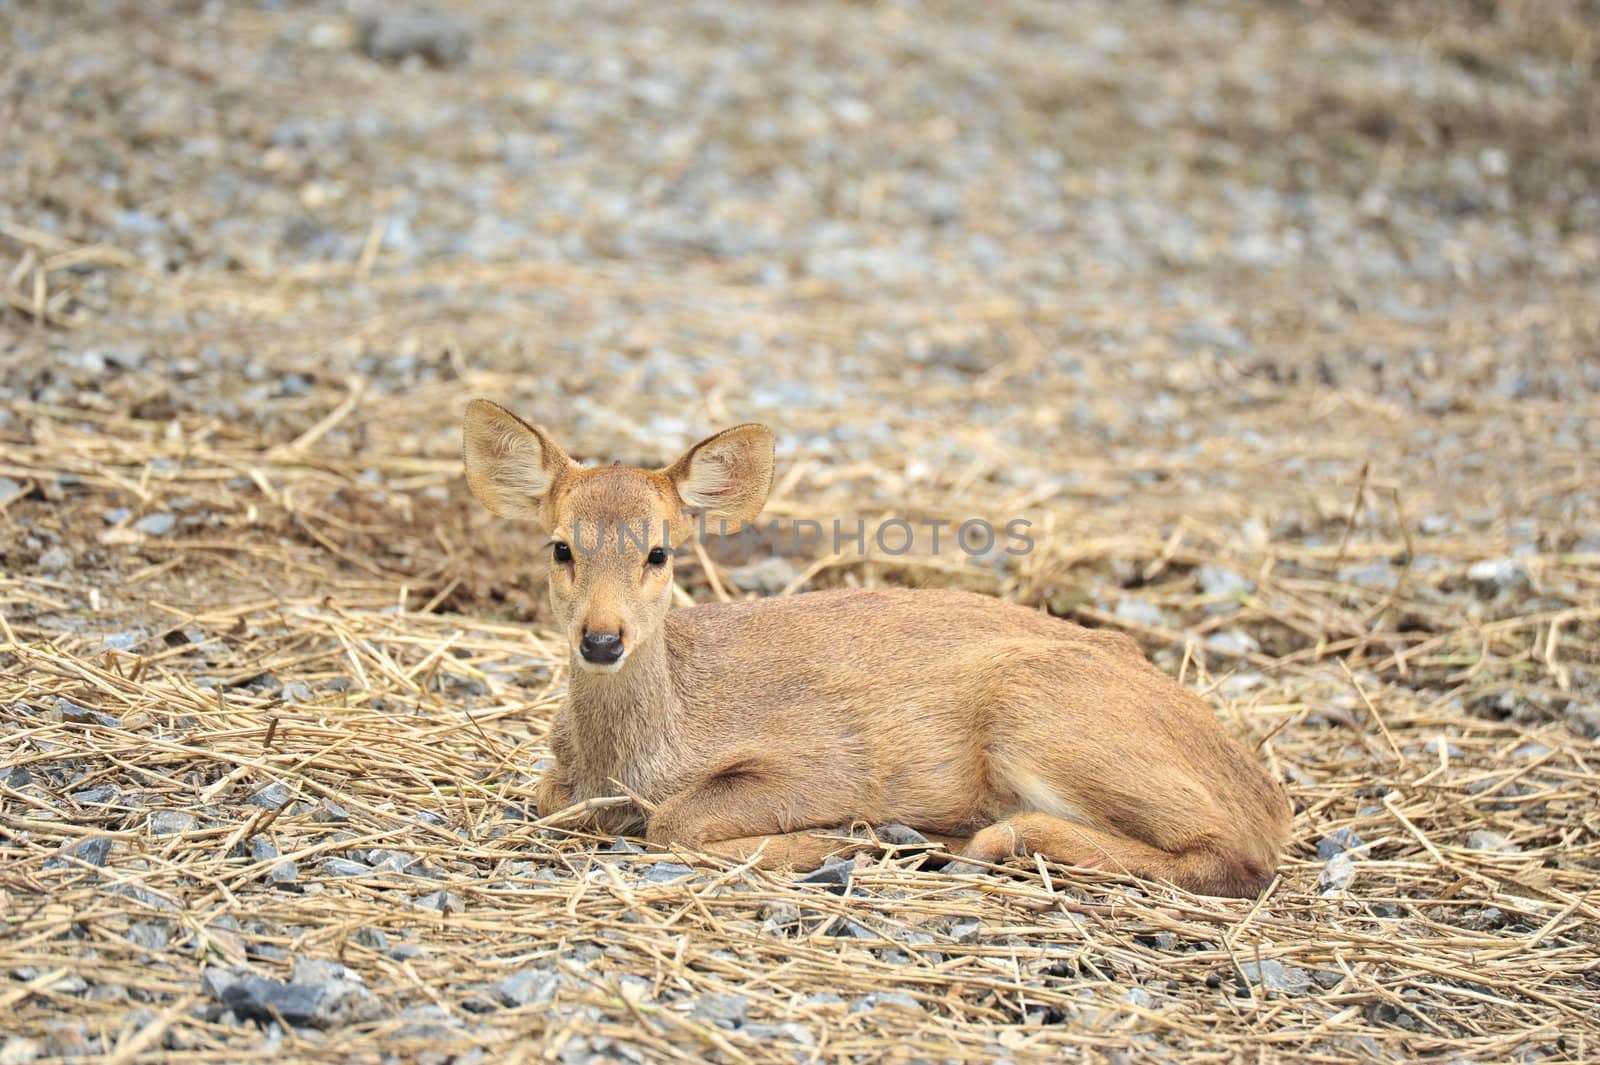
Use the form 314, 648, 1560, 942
640, 862, 696, 884
1197, 564, 1254, 609
414, 890, 465, 914
251, 838, 299, 883
1465, 830, 1518, 853
1338, 560, 1397, 591
690, 993, 749, 1029
1238, 959, 1312, 995
56, 699, 123, 727
45, 836, 113, 870
1316, 827, 1365, 860
1466, 558, 1530, 598
1319, 851, 1356, 895
358, 12, 472, 66
0, 1037, 42, 1065
1207, 631, 1260, 657
1565, 703, 1600, 739
151, 811, 198, 835
248, 781, 293, 809
798, 860, 854, 894
36, 546, 72, 573
725, 557, 799, 596
321, 859, 371, 878
495, 968, 561, 1008
871, 824, 929, 847
1113, 597, 1166, 627
133, 512, 176, 537
206, 967, 384, 1029
849, 991, 923, 1014
126, 921, 172, 951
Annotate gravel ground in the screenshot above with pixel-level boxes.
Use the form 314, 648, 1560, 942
2, 1, 1598, 1062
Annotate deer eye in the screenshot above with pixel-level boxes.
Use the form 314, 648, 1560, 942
646, 546, 668, 567
552, 542, 573, 564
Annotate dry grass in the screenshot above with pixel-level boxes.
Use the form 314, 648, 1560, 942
2, 313, 1597, 1060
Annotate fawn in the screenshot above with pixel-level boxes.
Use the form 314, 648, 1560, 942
463, 400, 1291, 896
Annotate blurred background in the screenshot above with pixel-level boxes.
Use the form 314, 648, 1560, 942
2, 0, 1599, 699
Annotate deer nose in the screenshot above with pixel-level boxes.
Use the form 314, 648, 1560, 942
579, 631, 624, 665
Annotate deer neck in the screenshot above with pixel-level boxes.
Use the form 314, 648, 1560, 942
565, 630, 681, 794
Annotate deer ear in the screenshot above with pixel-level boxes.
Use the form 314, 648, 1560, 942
462, 399, 575, 521
664, 424, 774, 525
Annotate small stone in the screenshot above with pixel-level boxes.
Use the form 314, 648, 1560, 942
690, 993, 749, 1029
1466, 558, 1530, 598
321, 859, 370, 878
495, 969, 560, 1008
358, 12, 472, 66
1239, 959, 1311, 995
43, 1026, 89, 1060
248, 781, 293, 809
71, 785, 119, 805
1207, 630, 1260, 657
725, 557, 798, 596
317, 799, 351, 823
103, 507, 132, 525
946, 918, 982, 943
1418, 514, 1456, 535
872, 824, 929, 847
1337, 560, 1397, 591
798, 860, 854, 894
1197, 565, 1253, 610
640, 862, 696, 883
1421, 738, 1466, 760
209, 970, 383, 1029
0, 1037, 42, 1065
367, 848, 417, 874
1113, 597, 1166, 627
1465, 830, 1518, 853
45, 836, 113, 870
101, 631, 145, 651
56, 699, 122, 727
1319, 852, 1356, 895
353, 928, 388, 950
849, 991, 923, 1014
36, 547, 72, 573
151, 811, 198, 836
127, 921, 172, 951
1565, 703, 1600, 739
414, 890, 464, 914
133, 513, 176, 537
1316, 827, 1364, 860
1123, 987, 1155, 1009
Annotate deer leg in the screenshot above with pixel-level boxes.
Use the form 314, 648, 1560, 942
693, 829, 868, 870
644, 760, 876, 870
531, 765, 573, 818
962, 812, 1272, 898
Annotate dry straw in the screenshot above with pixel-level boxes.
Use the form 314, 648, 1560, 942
1, 372, 1596, 1062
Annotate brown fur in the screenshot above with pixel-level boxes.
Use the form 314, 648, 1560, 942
464, 400, 1292, 897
